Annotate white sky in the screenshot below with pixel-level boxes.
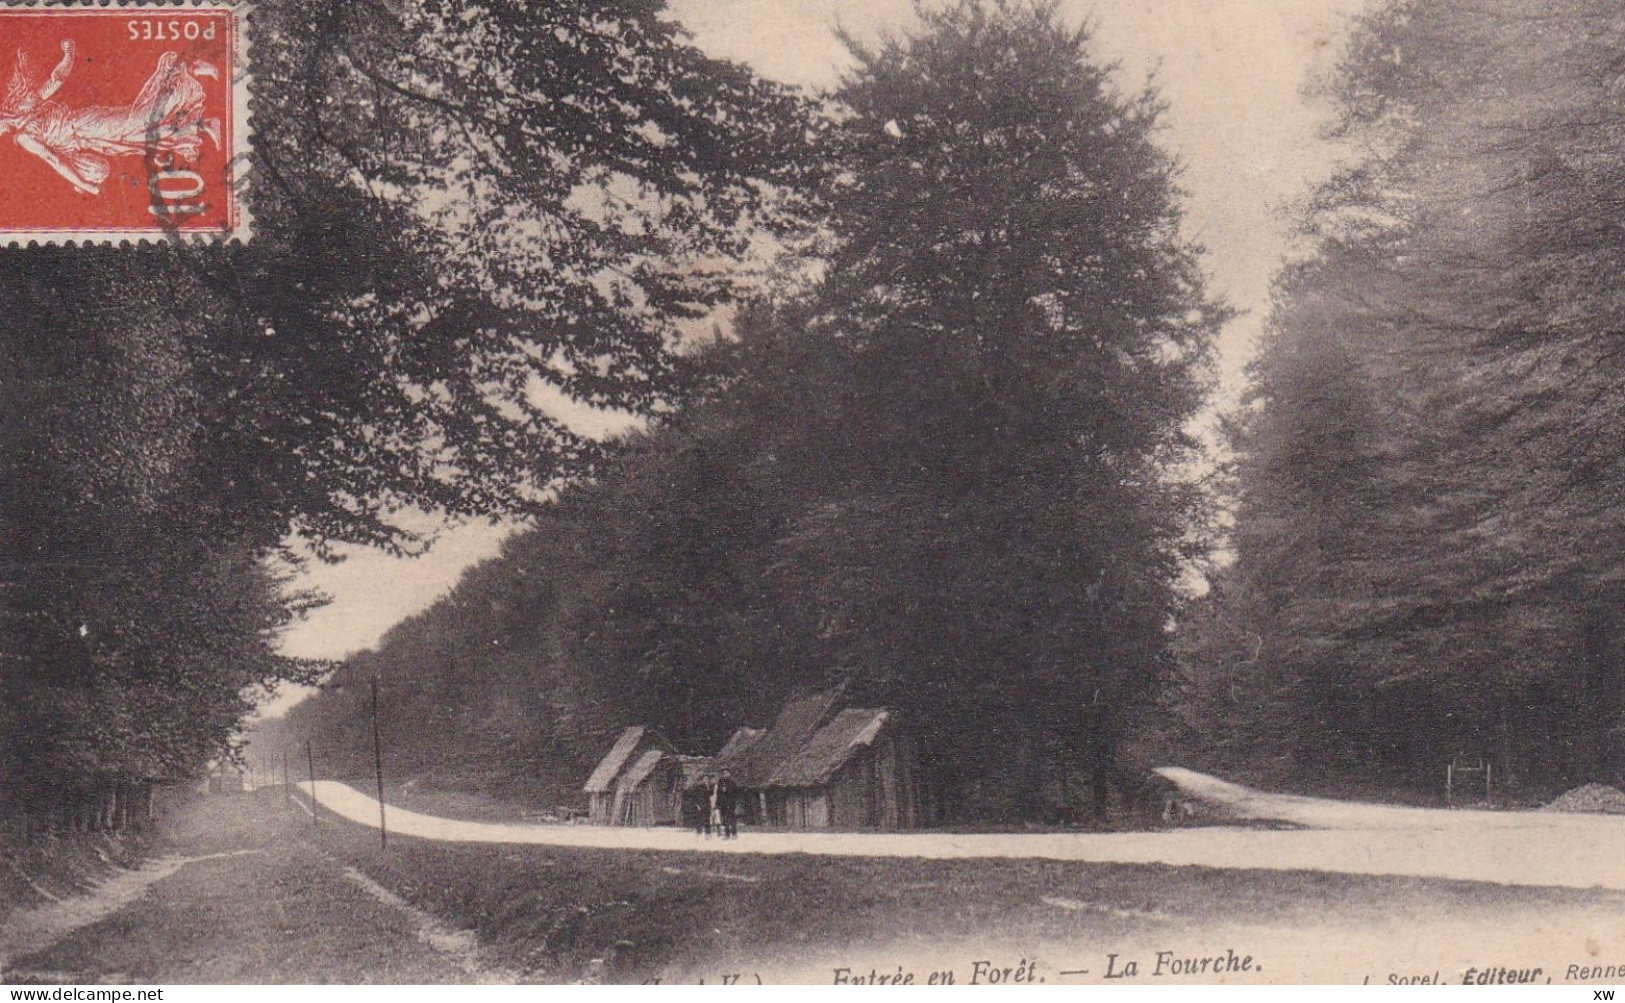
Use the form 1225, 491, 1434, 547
270, 0, 1368, 697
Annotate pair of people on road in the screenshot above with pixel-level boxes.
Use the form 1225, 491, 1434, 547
686, 770, 739, 838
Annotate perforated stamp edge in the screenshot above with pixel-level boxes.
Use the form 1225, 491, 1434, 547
0, 0, 252, 246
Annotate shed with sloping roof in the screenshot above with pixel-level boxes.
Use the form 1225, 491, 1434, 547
612, 747, 685, 826
762, 708, 921, 830
716, 690, 841, 825
723, 690, 841, 788
583, 725, 674, 824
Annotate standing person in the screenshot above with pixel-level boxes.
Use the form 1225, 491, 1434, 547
714, 769, 740, 839
682, 777, 709, 837
708, 774, 722, 837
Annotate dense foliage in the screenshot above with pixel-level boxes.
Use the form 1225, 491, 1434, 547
1175, 0, 1625, 796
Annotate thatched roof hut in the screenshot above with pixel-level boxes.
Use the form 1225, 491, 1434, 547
761, 707, 921, 830
583, 726, 674, 824
721, 690, 841, 789
768, 709, 892, 788
612, 747, 684, 826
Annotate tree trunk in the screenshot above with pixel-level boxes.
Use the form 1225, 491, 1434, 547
1497, 701, 1517, 795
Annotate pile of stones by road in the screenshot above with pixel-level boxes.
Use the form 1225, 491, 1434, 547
1541, 783, 1625, 815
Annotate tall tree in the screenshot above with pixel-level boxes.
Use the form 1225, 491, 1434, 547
1197, 0, 1625, 795
787, 0, 1226, 817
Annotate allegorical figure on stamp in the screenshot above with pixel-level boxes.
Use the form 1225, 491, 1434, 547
0, 40, 220, 195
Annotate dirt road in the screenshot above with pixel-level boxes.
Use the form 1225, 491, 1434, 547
1, 795, 511, 984
296, 774, 1625, 891
5, 785, 1622, 984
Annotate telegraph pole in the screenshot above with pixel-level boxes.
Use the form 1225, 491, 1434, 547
306, 739, 318, 827
371, 675, 387, 849
282, 751, 291, 811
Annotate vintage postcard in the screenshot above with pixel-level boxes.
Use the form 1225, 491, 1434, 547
2, 0, 1622, 991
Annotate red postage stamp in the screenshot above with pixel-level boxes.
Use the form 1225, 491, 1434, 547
0, 4, 248, 243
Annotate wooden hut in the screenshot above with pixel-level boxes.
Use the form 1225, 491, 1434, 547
612, 748, 684, 826
762, 709, 922, 830
718, 690, 924, 830
720, 691, 841, 825
583, 726, 674, 824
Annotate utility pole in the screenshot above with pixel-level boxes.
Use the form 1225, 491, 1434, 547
282, 751, 290, 811
306, 739, 318, 827
371, 675, 387, 849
